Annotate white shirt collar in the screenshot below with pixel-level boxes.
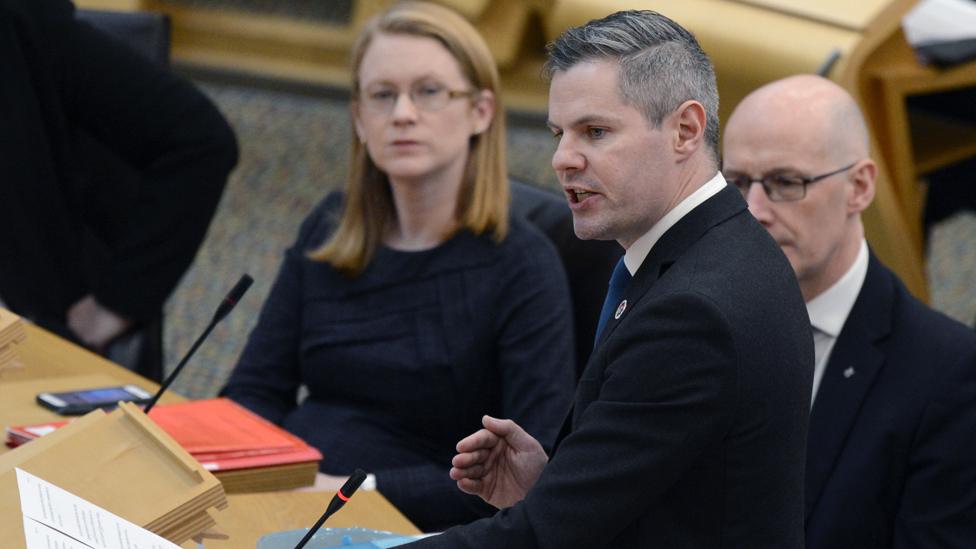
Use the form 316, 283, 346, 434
806, 239, 869, 337
623, 172, 727, 275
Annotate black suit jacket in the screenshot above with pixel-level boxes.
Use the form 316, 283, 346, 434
410, 185, 813, 548
509, 180, 621, 375
0, 0, 236, 331
805, 253, 976, 548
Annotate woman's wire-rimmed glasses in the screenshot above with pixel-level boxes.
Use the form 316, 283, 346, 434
361, 82, 476, 115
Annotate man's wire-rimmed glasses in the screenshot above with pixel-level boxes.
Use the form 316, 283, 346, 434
723, 162, 857, 202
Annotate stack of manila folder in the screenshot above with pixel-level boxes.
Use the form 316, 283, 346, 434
7, 398, 323, 494
0, 308, 26, 373
0, 401, 227, 547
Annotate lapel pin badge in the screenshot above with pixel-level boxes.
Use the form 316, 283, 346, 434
614, 300, 627, 320
843, 366, 855, 379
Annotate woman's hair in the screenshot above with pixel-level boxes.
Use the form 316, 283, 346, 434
310, 1, 508, 275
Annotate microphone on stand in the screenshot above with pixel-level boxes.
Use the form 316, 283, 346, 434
294, 469, 369, 549
143, 274, 253, 414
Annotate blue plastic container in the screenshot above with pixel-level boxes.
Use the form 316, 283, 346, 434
256, 526, 428, 549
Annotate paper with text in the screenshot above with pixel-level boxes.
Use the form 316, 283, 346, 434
16, 468, 181, 549
23, 516, 93, 549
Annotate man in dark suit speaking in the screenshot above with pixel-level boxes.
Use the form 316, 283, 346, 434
405, 10, 813, 548
722, 74, 976, 548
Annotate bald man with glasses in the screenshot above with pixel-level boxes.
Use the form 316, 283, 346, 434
723, 74, 976, 549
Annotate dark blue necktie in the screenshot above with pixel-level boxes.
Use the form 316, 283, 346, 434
594, 257, 632, 346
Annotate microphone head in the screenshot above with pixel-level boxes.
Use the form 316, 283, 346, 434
339, 469, 368, 501
293, 469, 370, 549
227, 274, 254, 303
213, 274, 253, 323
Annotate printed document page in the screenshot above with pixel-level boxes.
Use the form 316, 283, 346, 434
16, 468, 181, 549
22, 516, 95, 549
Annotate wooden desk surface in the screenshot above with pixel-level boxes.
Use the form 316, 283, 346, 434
0, 323, 183, 456
181, 491, 420, 548
2, 322, 171, 387
2, 321, 420, 543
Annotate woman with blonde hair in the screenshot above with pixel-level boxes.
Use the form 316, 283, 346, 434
223, 2, 574, 531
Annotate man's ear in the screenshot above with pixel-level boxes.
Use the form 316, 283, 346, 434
469, 89, 495, 136
847, 158, 876, 215
673, 100, 706, 158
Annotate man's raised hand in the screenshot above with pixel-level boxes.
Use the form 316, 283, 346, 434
449, 415, 548, 509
